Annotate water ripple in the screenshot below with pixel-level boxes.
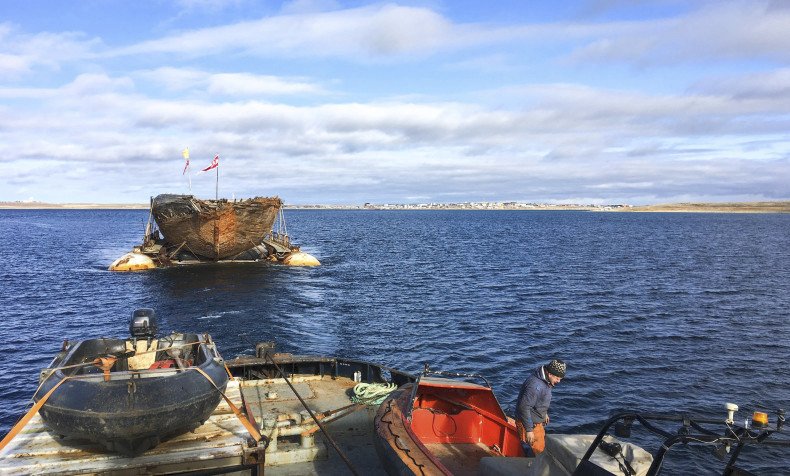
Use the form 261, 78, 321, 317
0, 209, 788, 473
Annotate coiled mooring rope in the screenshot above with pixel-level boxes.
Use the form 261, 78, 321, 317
351, 382, 398, 405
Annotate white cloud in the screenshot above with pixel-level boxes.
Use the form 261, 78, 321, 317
175, 0, 248, 13
4, 2, 788, 81
279, 0, 341, 15
0, 53, 30, 76
0, 23, 101, 79
206, 73, 324, 96
565, 1, 790, 65
62, 73, 135, 96
109, 4, 481, 60
692, 68, 790, 100
2, 63, 788, 203
1, 2, 788, 204
135, 67, 325, 97
134, 67, 207, 91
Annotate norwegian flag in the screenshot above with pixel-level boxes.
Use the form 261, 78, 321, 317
199, 155, 219, 173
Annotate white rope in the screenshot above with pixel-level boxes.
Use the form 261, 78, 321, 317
351, 382, 398, 405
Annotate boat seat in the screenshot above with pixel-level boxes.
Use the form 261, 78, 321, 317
525, 435, 653, 476
479, 456, 533, 475
125, 339, 159, 370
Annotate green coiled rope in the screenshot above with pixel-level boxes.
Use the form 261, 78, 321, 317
351, 382, 398, 405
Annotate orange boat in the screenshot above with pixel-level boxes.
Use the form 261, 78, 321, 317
374, 366, 527, 475
374, 368, 789, 476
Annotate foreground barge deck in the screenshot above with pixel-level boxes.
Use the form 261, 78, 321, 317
0, 351, 414, 475
1, 379, 251, 475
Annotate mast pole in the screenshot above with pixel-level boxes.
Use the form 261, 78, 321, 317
183, 147, 192, 193
144, 196, 153, 241
215, 161, 219, 200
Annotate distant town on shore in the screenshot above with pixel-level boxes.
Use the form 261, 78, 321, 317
1, 200, 789, 213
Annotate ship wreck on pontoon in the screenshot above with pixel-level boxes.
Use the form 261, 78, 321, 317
109, 194, 319, 271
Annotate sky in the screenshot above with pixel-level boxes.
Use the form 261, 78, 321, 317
1, 0, 789, 205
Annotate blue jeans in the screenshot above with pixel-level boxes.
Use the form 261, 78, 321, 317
521, 441, 536, 457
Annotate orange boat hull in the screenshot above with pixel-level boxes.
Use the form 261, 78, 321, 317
375, 378, 524, 475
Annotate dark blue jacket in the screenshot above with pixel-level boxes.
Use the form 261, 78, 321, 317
515, 365, 552, 429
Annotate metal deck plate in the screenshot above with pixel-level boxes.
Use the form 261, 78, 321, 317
241, 375, 388, 475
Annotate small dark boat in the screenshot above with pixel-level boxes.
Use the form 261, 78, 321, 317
151, 193, 282, 260
34, 309, 229, 456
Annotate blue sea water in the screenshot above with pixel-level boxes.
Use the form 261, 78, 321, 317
0, 209, 788, 474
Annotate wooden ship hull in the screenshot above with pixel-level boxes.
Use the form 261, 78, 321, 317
151, 194, 282, 260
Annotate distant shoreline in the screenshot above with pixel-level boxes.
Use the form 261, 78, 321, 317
620, 201, 790, 213
0, 203, 149, 210
1, 201, 788, 213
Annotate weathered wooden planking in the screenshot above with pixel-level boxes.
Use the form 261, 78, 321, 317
0, 379, 253, 475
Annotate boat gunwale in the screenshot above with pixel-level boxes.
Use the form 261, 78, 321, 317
379, 383, 457, 475
39, 335, 223, 385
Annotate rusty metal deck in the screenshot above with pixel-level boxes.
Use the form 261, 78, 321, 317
244, 374, 387, 475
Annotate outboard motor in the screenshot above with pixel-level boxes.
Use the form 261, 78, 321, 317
130, 308, 158, 338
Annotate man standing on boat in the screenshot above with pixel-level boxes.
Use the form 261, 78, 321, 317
515, 359, 566, 456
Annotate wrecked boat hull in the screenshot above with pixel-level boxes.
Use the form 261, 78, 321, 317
109, 194, 321, 270
151, 194, 282, 260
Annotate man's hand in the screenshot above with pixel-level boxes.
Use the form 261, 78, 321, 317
526, 431, 535, 444
545, 414, 550, 425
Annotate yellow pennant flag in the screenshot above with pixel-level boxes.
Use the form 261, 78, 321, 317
182, 147, 190, 175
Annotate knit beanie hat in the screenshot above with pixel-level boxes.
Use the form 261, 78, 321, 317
546, 359, 567, 378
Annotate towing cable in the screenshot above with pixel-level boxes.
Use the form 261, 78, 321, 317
260, 348, 361, 476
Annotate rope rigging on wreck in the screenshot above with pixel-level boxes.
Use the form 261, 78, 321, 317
109, 194, 319, 270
